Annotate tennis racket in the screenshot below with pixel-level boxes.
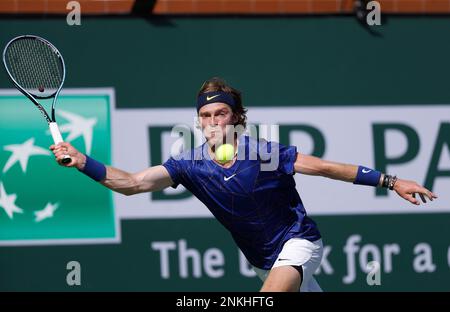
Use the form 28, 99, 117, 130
2, 35, 71, 164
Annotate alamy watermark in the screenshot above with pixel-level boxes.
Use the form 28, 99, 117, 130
66, 260, 81, 286
366, 1, 381, 26
168, 120, 281, 171
366, 261, 381, 286
66, 1, 81, 26
356, 0, 382, 26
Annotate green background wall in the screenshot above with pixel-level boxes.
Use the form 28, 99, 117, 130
2, 17, 450, 107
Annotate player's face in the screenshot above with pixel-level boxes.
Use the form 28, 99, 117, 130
198, 103, 236, 145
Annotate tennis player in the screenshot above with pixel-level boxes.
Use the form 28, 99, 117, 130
50, 77, 437, 292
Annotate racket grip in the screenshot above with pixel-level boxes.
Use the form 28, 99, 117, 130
61, 156, 72, 164
49, 122, 72, 164
49, 122, 63, 144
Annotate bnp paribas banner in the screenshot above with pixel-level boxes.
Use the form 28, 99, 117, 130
113, 106, 449, 218
0, 89, 118, 245
111, 104, 450, 291
1, 88, 449, 291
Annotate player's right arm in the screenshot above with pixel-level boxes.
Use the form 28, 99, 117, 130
100, 165, 174, 195
50, 142, 174, 195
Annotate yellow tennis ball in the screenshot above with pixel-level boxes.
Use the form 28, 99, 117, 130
215, 143, 235, 163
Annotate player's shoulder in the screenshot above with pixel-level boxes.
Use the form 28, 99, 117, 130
245, 135, 267, 147
170, 144, 205, 162
245, 135, 283, 151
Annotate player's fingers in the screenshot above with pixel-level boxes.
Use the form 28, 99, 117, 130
54, 146, 69, 154
418, 187, 436, 202
57, 155, 71, 165
55, 142, 69, 150
427, 191, 438, 201
419, 193, 426, 203
55, 153, 71, 162
59, 142, 71, 148
50, 144, 56, 150
52, 146, 64, 152
402, 192, 419, 205
411, 190, 426, 203
55, 156, 64, 165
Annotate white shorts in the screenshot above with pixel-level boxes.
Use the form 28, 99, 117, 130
252, 238, 323, 292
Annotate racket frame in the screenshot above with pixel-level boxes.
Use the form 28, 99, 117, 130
2, 35, 71, 163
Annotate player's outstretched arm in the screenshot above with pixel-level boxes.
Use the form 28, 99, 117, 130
101, 165, 174, 195
294, 153, 438, 205
50, 142, 174, 195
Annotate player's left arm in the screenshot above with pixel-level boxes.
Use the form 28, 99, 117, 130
294, 153, 438, 205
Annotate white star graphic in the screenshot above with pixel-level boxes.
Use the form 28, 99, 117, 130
57, 110, 97, 155
2, 138, 50, 174
34, 202, 59, 223
0, 182, 24, 219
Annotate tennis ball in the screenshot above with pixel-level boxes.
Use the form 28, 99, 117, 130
215, 143, 235, 164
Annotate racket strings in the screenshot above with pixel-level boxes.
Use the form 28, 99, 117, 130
5, 38, 63, 97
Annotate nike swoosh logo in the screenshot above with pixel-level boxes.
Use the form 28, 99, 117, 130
362, 169, 372, 173
206, 94, 220, 101
223, 174, 236, 181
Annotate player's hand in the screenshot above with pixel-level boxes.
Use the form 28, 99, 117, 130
49, 142, 86, 169
393, 178, 438, 205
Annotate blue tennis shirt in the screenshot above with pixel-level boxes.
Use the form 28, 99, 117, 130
162, 135, 321, 270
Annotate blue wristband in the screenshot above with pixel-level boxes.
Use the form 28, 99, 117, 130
78, 155, 106, 182
353, 166, 381, 187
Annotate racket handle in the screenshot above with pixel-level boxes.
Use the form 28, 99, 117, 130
49, 122, 63, 144
61, 155, 72, 164
49, 122, 72, 164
